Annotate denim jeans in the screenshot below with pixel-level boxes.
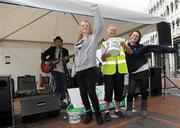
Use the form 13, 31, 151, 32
51, 71, 66, 100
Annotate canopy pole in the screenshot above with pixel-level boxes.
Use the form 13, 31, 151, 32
1, 39, 72, 45
71, 14, 80, 26
0, 10, 53, 41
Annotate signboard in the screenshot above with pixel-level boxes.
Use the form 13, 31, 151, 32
67, 85, 125, 115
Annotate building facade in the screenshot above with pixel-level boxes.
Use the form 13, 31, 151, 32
146, 0, 180, 76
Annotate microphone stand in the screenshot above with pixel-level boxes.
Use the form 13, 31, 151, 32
96, 57, 102, 70
96, 57, 103, 85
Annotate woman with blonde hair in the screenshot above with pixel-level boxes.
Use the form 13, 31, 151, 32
73, 4, 104, 125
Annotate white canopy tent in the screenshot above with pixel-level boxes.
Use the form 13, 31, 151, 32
0, 0, 166, 44
0, 0, 167, 91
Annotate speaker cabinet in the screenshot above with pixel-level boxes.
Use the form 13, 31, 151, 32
21, 95, 60, 123
0, 75, 14, 127
150, 67, 162, 96
157, 21, 172, 46
17, 75, 36, 94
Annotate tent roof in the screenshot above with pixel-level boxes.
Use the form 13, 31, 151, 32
0, 0, 166, 44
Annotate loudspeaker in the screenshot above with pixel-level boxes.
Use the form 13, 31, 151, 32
17, 75, 36, 94
157, 21, 172, 46
21, 95, 60, 123
0, 75, 14, 127
150, 67, 162, 96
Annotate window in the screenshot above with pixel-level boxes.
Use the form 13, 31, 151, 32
175, 43, 180, 73
149, 8, 153, 14
172, 21, 175, 29
170, 2, 174, 12
154, 5, 156, 11
176, 18, 180, 27
175, 0, 178, 9
166, 5, 169, 15
157, 2, 159, 9
150, 36, 153, 44
151, 8, 154, 13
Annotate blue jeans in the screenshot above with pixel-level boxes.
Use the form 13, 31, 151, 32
51, 71, 66, 100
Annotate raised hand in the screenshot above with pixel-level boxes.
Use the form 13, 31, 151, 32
91, 4, 98, 8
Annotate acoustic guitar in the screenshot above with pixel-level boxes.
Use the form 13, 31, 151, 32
41, 54, 75, 73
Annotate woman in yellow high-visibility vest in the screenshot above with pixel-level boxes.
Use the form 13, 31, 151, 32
101, 24, 132, 122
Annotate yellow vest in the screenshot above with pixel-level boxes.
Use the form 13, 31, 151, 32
102, 37, 128, 75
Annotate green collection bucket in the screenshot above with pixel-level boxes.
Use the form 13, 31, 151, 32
66, 105, 81, 124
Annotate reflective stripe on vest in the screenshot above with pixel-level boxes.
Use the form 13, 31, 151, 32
105, 60, 126, 65
117, 60, 126, 64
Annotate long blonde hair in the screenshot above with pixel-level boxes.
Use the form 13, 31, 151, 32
77, 20, 93, 41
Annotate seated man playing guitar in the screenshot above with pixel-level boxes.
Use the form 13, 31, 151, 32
41, 36, 69, 106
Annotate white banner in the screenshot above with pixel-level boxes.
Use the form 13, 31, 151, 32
68, 85, 126, 115
68, 85, 105, 108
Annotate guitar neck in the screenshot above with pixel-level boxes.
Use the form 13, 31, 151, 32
54, 54, 75, 64
54, 58, 62, 64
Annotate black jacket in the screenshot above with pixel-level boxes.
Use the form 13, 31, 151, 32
41, 46, 69, 73
126, 43, 176, 74
126, 43, 147, 74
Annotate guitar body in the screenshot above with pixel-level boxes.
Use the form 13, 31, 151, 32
40, 54, 74, 73
41, 62, 54, 73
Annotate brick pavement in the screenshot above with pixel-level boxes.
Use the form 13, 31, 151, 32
13, 93, 180, 128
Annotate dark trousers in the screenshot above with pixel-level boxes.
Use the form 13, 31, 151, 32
51, 71, 66, 100
76, 67, 100, 113
127, 70, 149, 102
103, 71, 125, 102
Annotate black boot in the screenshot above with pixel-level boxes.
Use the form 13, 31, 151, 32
83, 111, 93, 124
95, 112, 104, 125
126, 102, 133, 117
104, 111, 111, 121
140, 100, 148, 117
